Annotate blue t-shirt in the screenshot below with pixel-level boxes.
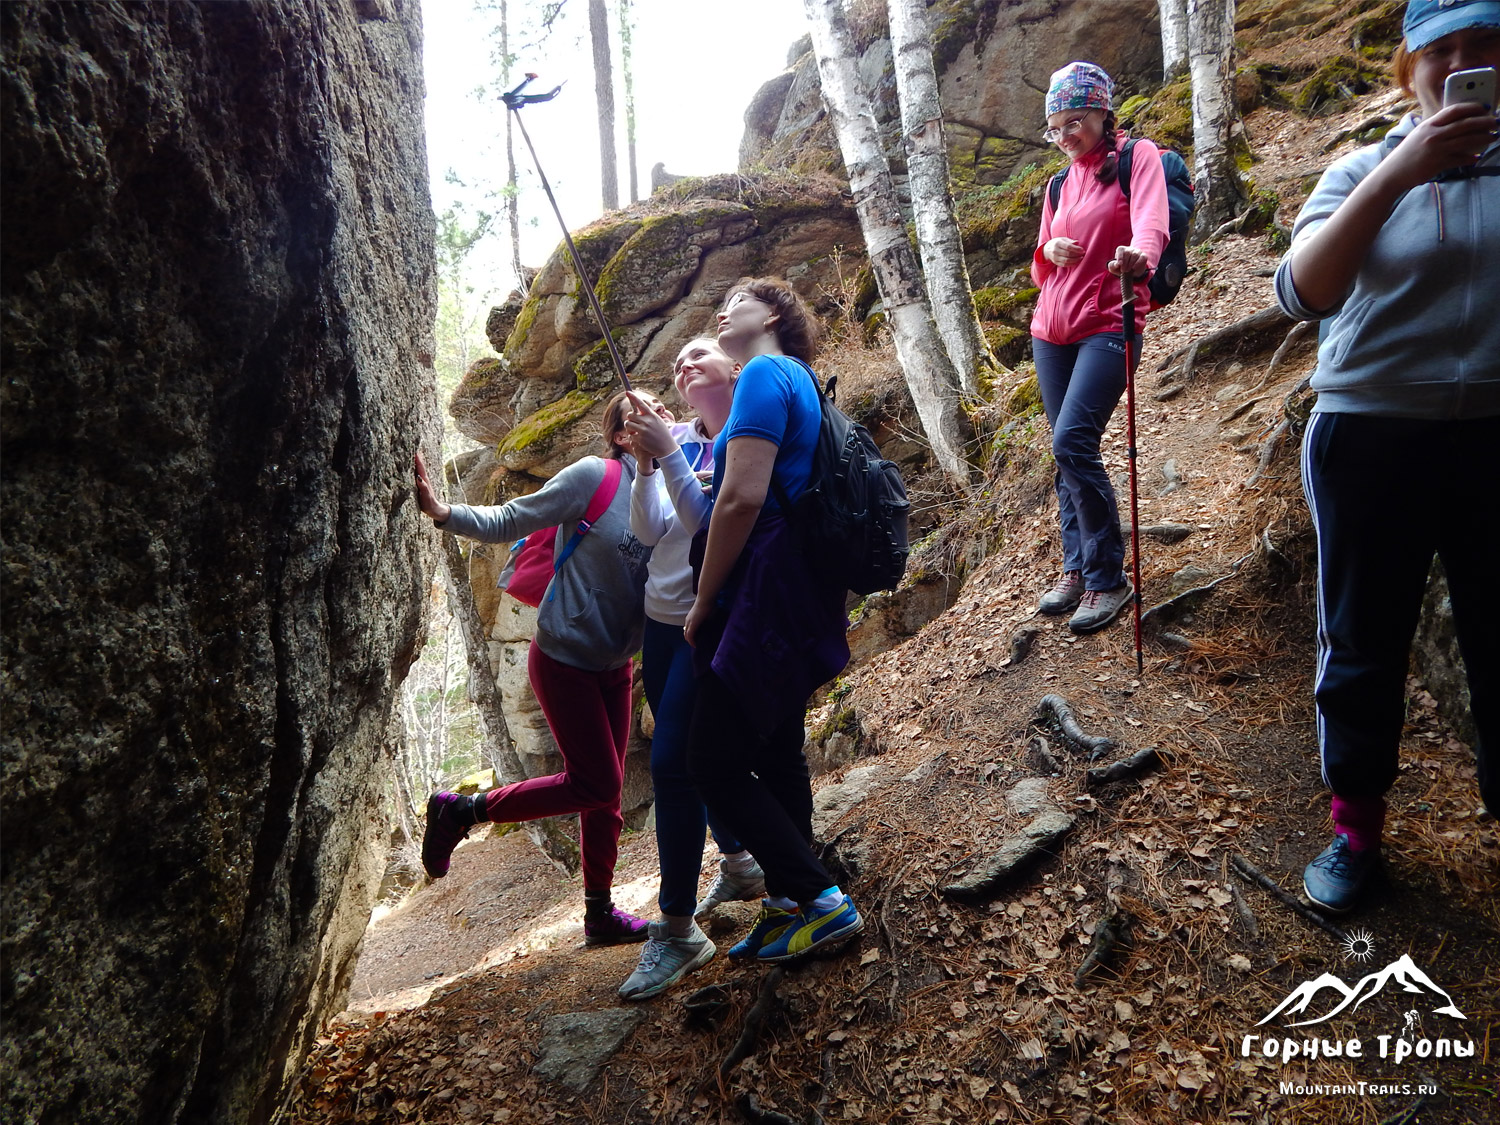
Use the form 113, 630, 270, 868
711, 353, 820, 509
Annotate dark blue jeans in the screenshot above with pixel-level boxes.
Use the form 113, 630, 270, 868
642, 616, 743, 916
1301, 412, 1498, 813
1032, 332, 1135, 592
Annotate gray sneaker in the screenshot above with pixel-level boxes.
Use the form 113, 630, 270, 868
1038, 571, 1086, 615
1069, 582, 1133, 634
618, 922, 716, 1001
694, 857, 767, 918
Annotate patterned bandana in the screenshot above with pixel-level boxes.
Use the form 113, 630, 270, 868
1045, 62, 1115, 117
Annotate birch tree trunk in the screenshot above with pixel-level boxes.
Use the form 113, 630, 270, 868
803, 0, 975, 485
439, 533, 581, 875
588, 0, 619, 211
618, 0, 639, 203
1160, 0, 1189, 80
1187, 0, 1243, 237
887, 0, 994, 398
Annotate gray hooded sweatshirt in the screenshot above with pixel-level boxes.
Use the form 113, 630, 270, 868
440, 456, 650, 671
1274, 114, 1500, 420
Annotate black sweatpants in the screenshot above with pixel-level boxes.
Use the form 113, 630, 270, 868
1301, 412, 1498, 812
687, 670, 834, 904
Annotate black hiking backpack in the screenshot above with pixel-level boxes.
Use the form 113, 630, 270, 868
1048, 137, 1196, 309
771, 360, 911, 596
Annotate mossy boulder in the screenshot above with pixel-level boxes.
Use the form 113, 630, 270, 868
450, 355, 522, 445
986, 324, 1032, 369
497, 390, 602, 472
595, 201, 758, 326
1291, 54, 1378, 116
1127, 75, 1194, 153
1006, 372, 1043, 418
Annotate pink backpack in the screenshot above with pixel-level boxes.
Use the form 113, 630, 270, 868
498, 458, 623, 607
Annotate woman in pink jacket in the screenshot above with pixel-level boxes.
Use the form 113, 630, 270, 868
1030, 61, 1170, 633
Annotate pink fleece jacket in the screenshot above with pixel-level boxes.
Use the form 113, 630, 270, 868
1030, 133, 1170, 346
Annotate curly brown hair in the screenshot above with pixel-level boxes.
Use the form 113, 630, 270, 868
723, 277, 820, 364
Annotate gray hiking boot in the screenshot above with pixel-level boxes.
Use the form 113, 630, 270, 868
1038, 571, 1086, 615
1069, 582, 1133, 634
618, 921, 716, 1001
694, 857, 767, 918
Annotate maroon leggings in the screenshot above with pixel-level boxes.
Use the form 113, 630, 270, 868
479, 642, 633, 893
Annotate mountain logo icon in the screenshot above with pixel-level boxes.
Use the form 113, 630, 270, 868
1257, 954, 1466, 1028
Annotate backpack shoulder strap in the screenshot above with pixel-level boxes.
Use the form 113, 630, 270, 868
1117, 136, 1139, 200
552, 457, 623, 573
1047, 166, 1069, 212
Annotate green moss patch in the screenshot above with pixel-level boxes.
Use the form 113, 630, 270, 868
497, 390, 600, 460
1127, 76, 1194, 152
1290, 54, 1378, 116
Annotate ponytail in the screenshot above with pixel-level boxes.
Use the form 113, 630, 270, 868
1095, 112, 1120, 187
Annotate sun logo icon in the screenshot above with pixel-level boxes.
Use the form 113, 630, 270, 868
1341, 928, 1377, 963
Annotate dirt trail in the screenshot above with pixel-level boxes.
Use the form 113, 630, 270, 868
288, 77, 1498, 1125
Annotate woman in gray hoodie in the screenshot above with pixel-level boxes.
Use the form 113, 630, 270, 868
1274, 0, 1499, 915
413, 396, 654, 945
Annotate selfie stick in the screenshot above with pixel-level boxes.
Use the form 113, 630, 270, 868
501, 74, 633, 393
1120, 272, 1144, 677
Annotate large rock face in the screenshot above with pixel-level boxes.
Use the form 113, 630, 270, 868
741, 0, 1163, 186
0, 3, 436, 1123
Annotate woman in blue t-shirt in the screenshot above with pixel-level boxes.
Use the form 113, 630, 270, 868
665, 278, 862, 965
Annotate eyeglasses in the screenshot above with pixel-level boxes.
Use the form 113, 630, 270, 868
1042, 117, 1090, 144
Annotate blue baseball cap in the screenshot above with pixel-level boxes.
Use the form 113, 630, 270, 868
1404, 0, 1500, 51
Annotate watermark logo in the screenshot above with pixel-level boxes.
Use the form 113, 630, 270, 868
1240, 947, 1474, 1068
1256, 952, 1466, 1028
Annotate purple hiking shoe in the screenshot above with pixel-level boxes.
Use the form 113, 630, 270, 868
584, 906, 650, 946
421, 791, 476, 879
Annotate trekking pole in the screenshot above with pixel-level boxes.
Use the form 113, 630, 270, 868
501, 75, 632, 393
1120, 271, 1145, 677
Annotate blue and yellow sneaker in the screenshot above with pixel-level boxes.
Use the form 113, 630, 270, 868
727, 903, 795, 961
757, 894, 863, 963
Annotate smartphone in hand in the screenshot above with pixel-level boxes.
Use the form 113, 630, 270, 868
1442, 67, 1497, 110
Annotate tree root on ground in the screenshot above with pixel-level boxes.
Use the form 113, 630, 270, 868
1031, 694, 1116, 759
1243, 373, 1314, 490
1229, 854, 1350, 945
1085, 747, 1162, 787
1006, 624, 1042, 668
684, 984, 731, 1029
721, 968, 785, 1079
1029, 734, 1063, 776
735, 1093, 798, 1124
1139, 550, 1252, 633
1247, 318, 1314, 395
1074, 909, 1135, 988
1154, 306, 1290, 387
1230, 882, 1260, 940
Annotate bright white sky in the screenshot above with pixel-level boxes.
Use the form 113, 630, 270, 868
422, 0, 810, 299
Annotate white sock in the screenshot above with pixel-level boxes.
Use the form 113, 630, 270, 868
721, 850, 756, 873
662, 913, 696, 939
767, 895, 798, 912
808, 886, 844, 912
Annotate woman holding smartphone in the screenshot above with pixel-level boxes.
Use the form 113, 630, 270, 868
1274, 0, 1500, 914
